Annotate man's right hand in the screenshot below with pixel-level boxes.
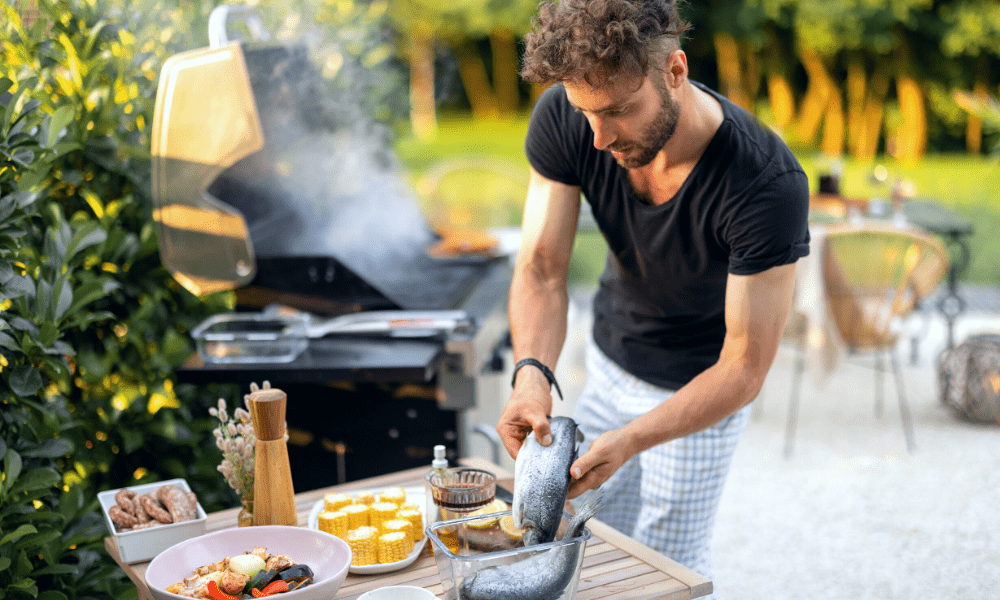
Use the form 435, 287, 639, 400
497, 368, 554, 459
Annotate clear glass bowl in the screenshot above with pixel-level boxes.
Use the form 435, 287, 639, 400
191, 312, 309, 364
426, 510, 591, 600
426, 468, 497, 516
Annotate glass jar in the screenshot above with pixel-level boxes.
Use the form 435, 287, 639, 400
238, 497, 254, 527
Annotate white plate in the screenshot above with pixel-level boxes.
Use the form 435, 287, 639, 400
307, 486, 428, 575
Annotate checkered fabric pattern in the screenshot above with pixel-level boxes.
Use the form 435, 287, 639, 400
574, 335, 750, 592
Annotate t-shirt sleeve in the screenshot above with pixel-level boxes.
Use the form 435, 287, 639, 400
524, 85, 582, 186
727, 170, 811, 275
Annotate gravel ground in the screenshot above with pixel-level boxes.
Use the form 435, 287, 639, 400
713, 323, 1000, 600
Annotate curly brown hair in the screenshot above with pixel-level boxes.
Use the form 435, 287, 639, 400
520, 0, 690, 87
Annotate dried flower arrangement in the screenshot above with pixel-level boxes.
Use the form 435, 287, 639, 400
209, 381, 290, 505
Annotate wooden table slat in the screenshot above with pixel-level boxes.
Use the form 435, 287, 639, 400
105, 457, 709, 599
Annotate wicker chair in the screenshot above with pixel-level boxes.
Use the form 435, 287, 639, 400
784, 222, 950, 456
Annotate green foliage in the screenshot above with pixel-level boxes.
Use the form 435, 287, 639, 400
1, 1, 243, 598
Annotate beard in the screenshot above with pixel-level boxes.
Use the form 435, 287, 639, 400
609, 77, 680, 169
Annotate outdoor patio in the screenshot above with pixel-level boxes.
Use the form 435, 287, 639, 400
465, 282, 1000, 600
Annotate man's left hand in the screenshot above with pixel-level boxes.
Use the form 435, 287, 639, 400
567, 427, 634, 499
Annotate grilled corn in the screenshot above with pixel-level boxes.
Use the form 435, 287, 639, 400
381, 519, 415, 553
395, 508, 424, 541
369, 502, 399, 532
342, 503, 371, 530
377, 532, 410, 564
379, 487, 406, 507
354, 490, 376, 506
323, 492, 352, 512
318, 510, 349, 539
346, 526, 378, 566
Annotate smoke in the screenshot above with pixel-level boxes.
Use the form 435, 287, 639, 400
206, 8, 444, 304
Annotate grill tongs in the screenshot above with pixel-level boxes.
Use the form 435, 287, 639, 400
305, 310, 474, 339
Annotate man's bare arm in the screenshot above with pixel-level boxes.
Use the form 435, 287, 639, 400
497, 167, 582, 457
568, 262, 798, 496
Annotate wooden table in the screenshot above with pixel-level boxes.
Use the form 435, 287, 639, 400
105, 457, 711, 599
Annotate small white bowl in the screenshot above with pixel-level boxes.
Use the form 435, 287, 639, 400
358, 586, 438, 600
98, 478, 207, 564
145, 525, 351, 600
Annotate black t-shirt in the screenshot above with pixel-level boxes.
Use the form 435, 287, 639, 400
525, 82, 810, 390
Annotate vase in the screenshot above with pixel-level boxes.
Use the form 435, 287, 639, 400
238, 498, 254, 527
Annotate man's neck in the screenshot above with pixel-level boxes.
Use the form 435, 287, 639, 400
646, 82, 724, 173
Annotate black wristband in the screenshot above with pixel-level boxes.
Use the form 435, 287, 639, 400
512, 358, 563, 400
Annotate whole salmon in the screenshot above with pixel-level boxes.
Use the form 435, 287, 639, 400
512, 416, 583, 546
458, 487, 604, 600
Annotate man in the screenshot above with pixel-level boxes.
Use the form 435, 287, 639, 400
496, 0, 810, 584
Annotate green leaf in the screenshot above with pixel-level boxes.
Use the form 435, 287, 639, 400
9, 467, 60, 497
0, 524, 37, 546
3, 449, 22, 494
32, 565, 76, 577
9, 364, 43, 396
45, 106, 75, 149
2, 274, 33, 299
58, 483, 82, 522
0, 78, 12, 96
20, 438, 73, 459
38, 592, 69, 600
54, 279, 72, 321
17, 529, 61, 550
38, 320, 58, 349
65, 221, 106, 261
0, 557, 10, 572
0, 331, 18, 350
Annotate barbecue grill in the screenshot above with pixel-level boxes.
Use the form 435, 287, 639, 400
151, 7, 513, 490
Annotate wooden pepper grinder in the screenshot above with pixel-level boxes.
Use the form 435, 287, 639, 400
248, 387, 297, 526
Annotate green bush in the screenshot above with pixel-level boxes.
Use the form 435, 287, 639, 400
1, 2, 239, 598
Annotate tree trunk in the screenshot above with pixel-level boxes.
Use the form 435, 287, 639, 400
490, 30, 520, 115
409, 32, 437, 141
895, 75, 926, 165
966, 60, 990, 154
847, 59, 889, 161
794, 48, 835, 146
714, 33, 753, 112
821, 82, 845, 157
858, 69, 889, 161
454, 40, 500, 119
767, 73, 796, 131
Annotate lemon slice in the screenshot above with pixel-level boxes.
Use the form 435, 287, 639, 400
499, 514, 524, 542
465, 499, 507, 529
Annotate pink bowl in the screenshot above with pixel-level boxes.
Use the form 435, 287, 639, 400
145, 525, 351, 600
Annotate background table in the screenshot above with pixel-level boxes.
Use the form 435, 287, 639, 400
105, 457, 712, 600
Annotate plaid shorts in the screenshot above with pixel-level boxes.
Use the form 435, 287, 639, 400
574, 335, 750, 586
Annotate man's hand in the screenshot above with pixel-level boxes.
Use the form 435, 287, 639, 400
567, 427, 634, 499
497, 369, 554, 459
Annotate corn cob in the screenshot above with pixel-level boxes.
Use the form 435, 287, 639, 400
395, 508, 424, 541
317, 510, 348, 539
354, 490, 376, 506
377, 532, 410, 564
346, 526, 378, 566
323, 492, 352, 512
378, 487, 407, 507
342, 503, 371, 530
369, 502, 399, 532
381, 519, 415, 553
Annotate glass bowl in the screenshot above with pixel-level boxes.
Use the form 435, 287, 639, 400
191, 312, 309, 364
426, 510, 591, 600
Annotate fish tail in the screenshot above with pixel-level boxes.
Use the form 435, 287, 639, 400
564, 487, 604, 540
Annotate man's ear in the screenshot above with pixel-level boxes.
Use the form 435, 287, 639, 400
667, 50, 688, 88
